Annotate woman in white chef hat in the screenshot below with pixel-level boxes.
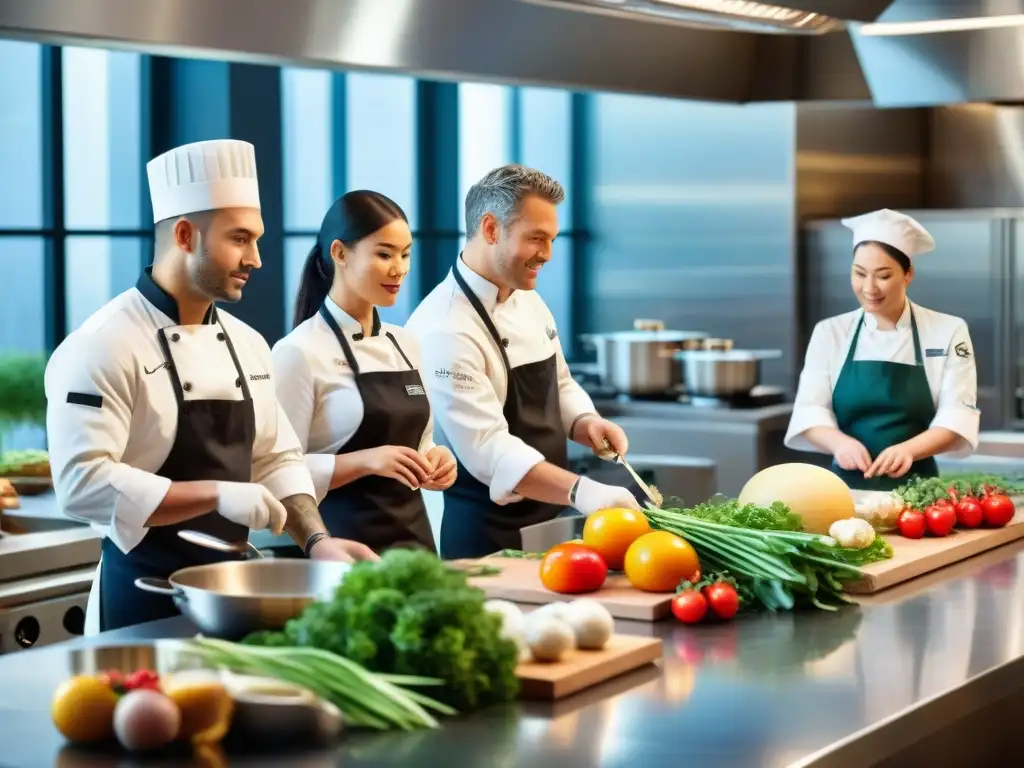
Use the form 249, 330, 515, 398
785, 209, 980, 490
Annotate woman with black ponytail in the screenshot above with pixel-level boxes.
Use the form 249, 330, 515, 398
272, 191, 456, 553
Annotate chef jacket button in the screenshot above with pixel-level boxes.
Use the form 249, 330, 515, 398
171, 333, 180, 342
183, 382, 192, 392
235, 378, 241, 388
501, 338, 510, 348
217, 332, 226, 342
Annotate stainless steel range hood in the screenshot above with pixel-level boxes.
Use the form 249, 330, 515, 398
0, 0, 1022, 106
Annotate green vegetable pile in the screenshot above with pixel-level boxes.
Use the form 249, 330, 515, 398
187, 637, 455, 731
244, 549, 520, 711
0, 449, 49, 476
646, 499, 892, 612
895, 473, 1024, 511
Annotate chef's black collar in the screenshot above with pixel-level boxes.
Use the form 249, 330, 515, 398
137, 267, 217, 325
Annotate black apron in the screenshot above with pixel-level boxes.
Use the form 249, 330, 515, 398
830, 307, 939, 491
440, 267, 569, 559
316, 305, 436, 553
99, 317, 255, 631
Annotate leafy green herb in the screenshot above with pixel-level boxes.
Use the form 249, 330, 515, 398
0, 353, 46, 431
677, 498, 804, 532
243, 549, 520, 711
496, 549, 546, 559
895, 474, 1024, 510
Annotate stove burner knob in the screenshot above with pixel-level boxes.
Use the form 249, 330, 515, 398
63, 606, 85, 636
14, 616, 40, 649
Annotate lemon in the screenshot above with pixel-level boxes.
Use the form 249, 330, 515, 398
52, 675, 117, 743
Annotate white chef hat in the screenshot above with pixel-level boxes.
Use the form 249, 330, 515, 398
146, 139, 261, 224
840, 208, 935, 260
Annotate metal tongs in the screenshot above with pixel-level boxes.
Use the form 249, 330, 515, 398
599, 439, 663, 508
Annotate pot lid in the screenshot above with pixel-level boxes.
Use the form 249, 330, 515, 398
580, 330, 709, 342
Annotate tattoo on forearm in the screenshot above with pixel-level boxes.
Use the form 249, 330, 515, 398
280, 493, 328, 548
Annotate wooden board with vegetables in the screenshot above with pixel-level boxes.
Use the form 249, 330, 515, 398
465, 558, 676, 621
844, 475, 1024, 594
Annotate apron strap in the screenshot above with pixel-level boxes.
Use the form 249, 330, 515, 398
218, 320, 253, 402
909, 305, 925, 367
452, 263, 512, 373
319, 304, 361, 375
845, 313, 866, 366
385, 332, 415, 370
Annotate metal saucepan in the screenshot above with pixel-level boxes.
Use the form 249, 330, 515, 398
135, 557, 350, 639
675, 349, 783, 397
579, 328, 709, 396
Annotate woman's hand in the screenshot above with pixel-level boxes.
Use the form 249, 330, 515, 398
832, 434, 872, 473
365, 446, 433, 489
422, 445, 457, 491
865, 443, 915, 479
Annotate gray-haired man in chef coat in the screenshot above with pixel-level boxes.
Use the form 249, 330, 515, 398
45, 139, 377, 635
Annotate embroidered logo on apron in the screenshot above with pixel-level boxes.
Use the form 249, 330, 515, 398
405, 384, 426, 396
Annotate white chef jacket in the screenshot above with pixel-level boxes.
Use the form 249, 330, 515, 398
45, 274, 316, 555
272, 297, 435, 502
785, 301, 979, 458
405, 257, 597, 504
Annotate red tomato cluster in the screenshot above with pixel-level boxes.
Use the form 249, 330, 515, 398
671, 582, 740, 624
97, 668, 161, 694
897, 491, 1015, 539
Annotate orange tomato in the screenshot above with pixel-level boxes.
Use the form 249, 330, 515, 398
540, 543, 608, 594
582, 507, 652, 570
624, 531, 700, 592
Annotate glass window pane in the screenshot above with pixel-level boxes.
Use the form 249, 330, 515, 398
347, 73, 418, 229
519, 87, 573, 230
536, 238, 572, 343
0, 42, 44, 228
458, 83, 512, 227
65, 237, 144, 332
282, 68, 333, 232
63, 48, 143, 230
283, 236, 316, 331
0, 237, 46, 353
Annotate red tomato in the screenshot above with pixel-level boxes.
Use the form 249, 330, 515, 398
933, 499, 955, 512
924, 504, 955, 537
946, 487, 959, 503
981, 494, 1016, 528
703, 583, 740, 620
955, 498, 983, 529
671, 591, 708, 624
897, 509, 926, 539
540, 543, 608, 594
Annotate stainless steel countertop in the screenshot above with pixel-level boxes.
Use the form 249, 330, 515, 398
2, 539, 1024, 767
592, 399, 794, 426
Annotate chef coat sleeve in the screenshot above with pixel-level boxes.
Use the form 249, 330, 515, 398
418, 329, 544, 503
271, 341, 336, 503
45, 329, 172, 547
549, 316, 597, 435
785, 320, 839, 452
251, 342, 317, 501
929, 321, 980, 456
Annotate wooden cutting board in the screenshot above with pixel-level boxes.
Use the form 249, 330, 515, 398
517, 634, 663, 700
847, 510, 1024, 594
463, 558, 674, 621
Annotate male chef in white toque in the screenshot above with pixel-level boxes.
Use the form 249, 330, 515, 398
407, 164, 640, 559
45, 139, 377, 635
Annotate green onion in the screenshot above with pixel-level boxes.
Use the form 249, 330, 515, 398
185, 637, 455, 730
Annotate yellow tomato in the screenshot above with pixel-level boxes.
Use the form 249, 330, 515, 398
582, 507, 651, 571
624, 531, 700, 592
161, 671, 234, 745
52, 675, 118, 743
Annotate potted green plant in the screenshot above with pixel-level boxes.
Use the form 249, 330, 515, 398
0, 352, 48, 483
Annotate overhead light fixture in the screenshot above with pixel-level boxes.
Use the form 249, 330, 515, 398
859, 14, 1024, 37
582, 0, 841, 32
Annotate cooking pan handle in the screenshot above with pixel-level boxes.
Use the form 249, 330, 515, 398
134, 577, 184, 600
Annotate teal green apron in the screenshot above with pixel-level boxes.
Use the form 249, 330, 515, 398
830, 307, 939, 491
